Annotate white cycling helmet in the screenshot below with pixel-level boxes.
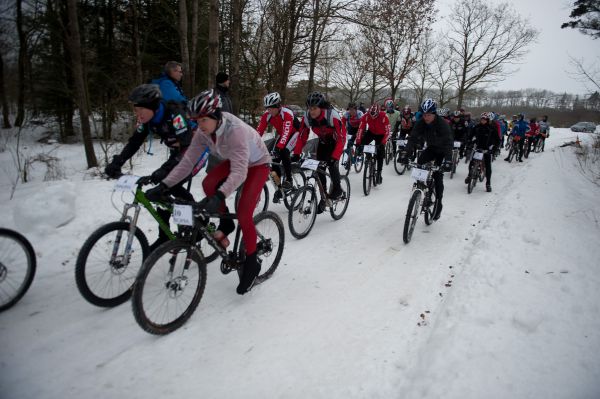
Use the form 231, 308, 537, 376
263, 92, 282, 108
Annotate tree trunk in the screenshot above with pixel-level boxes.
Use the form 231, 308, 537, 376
208, 0, 220, 87
230, 0, 242, 114
66, 0, 97, 168
307, 0, 320, 93
190, 0, 199, 93
178, 0, 192, 95
131, 0, 143, 84
0, 51, 10, 128
15, 0, 26, 127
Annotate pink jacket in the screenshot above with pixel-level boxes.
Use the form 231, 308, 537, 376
162, 112, 271, 197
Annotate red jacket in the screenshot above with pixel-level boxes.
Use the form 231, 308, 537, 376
294, 108, 346, 160
256, 107, 297, 149
356, 112, 390, 144
527, 122, 540, 137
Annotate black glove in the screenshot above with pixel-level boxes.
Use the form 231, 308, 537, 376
442, 160, 452, 172
150, 168, 168, 183
145, 183, 169, 202
198, 191, 225, 214
136, 175, 154, 186
291, 153, 301, 163
105, 155, 123, 178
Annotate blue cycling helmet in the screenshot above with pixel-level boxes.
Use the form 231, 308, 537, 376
420, 98, 437, 114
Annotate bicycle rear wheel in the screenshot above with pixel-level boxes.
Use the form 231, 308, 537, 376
283, 169, 307, 210
75, 222, 149, 307
239, 211, 284, 284
0, 228, 36, 312
403, 190, 422, 244
132, 240, 207, 335
330, 175, 351, 220
467, 166, 476, 194
450, 151, 458, 179
288, 186, 318, 239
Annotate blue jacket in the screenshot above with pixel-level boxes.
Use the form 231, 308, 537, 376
151, 73, 187, 105
511, 119, 530, 138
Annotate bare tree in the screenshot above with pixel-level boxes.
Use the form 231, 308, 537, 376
561, 0, 600, 39
407, 30, 435, 106
568, 55, 600, 92
446, 0, 539, 108
208, 0, 220, 87
0, 50, 10, 128
66, 0, 97, 168
329, 36, 370, 104
15, 0, 26, 127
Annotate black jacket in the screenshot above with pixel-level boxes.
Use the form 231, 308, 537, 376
407, 115, 453, 159
115, 101, 193, 178
470, 122, 500, 151
215, 84, 233, 114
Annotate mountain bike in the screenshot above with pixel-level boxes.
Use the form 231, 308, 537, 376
403, 162, 441, 244
385, 139, 394, 165
0, 228, 36, 312
505, 136, 522, 162
288, 159, 351, 239
450, 141, 461, 179
132, 202, 284, 335
362, 144, 382, 196
467, 150, 487, 194
75, 175, 218, 308
340, 140, 364, 176
534, 134, 545, 153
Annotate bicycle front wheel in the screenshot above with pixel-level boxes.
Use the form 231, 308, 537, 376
0, 228, 36, 312
288, 186, 318, 239
330, 175, 351, 220
393, 152, 407, 175
363, 157, 372, 196
354, 152, 364, 173
283, 169, 307, 210
132, 240, 207, 335
75, 222, 149, 307
403, 190, 422, 244
424, 190, 438, 226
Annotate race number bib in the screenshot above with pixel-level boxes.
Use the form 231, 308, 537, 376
172, 204, 194, 226
114, 175, 140, 192
301, 159, 320, 170
396, 139, 407, 146
363, 144, 376, 154
411, 168, 429, 182
454, 141, 462, 148
473, 152, 484, 160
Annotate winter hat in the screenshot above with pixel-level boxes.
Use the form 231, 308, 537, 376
216, 72, 229, 84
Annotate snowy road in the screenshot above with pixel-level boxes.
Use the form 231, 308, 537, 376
1, 129, 599, 398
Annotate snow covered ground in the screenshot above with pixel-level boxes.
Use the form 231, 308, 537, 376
1, 127, 599, 399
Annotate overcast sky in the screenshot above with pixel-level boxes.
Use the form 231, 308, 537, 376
435, 0, 600, 95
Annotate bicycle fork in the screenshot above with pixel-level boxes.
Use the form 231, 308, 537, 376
112, 203, 142, 269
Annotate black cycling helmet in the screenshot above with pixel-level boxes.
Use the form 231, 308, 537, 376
306, 91, 328, 108
129, 84, 162, 110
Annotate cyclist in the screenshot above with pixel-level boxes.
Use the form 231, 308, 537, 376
104, 84, 194, 251
341, 102, 364, 169
538, 115, 550, 152
504, 113, 529, 163
399, 98, 453, 220
146, 89, 271, 295
256, 92, 299, 203
464, 112, 500, 192
384, 98, 401, 142
293, 91, 346, 211
525, 117, 539, 158
356, 103, 390, 184
450, 110, 468, 158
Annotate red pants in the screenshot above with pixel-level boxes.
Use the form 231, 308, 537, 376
202, 161, 269, 254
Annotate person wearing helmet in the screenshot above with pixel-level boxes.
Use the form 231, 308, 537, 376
464, 112, 500, 192
341, 102, 364, 169
103, 84, 194, 250
399, 106, 415, 139
504, 113, 530, 163
293, 91, 346, 209
525, 117, 540, 158
356, 102, 391, 184
538, 115, 550, 151
146, 89, 271, 295
399, 98, 453, 220
450, 110, 468, 158
256, 92, 299, 203
383, 98, 401, 156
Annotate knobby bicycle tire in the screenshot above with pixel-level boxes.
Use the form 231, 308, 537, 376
403, 190, 422, 244
0, 228, 36, 312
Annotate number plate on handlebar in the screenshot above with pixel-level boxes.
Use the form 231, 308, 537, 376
172, 204, 194, 226
363, 144, 376, 154
411, 168, 429, 182
301, 159, 320, 170
454, 141, 462, 148
473, 151, 484, 160
114, 175, 140, 192
396, 139, 407, 146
